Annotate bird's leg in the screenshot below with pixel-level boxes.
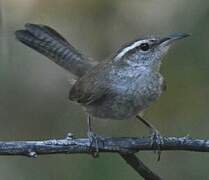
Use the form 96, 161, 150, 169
87, 115, 99, 157
136, 115, 164, 161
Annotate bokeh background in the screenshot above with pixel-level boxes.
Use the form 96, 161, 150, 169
0, 0, 209, 179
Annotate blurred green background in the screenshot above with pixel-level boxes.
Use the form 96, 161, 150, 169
0, 0, 209, 179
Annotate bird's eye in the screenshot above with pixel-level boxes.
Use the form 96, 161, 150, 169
139, 43, 150, 51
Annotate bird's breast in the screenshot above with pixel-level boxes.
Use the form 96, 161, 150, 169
86, 69, 164, 120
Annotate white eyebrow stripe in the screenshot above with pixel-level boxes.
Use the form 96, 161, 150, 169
115, 39, 148, 60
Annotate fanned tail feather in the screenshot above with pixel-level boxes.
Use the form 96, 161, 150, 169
15, 23, 95, 77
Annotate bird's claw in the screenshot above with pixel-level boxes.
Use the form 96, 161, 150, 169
150, 129, 164, 161
87, 131, 99, 158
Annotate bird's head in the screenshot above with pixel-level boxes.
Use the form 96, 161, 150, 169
113, 33, 190, 71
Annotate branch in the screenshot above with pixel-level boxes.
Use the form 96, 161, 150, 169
1, 135, 209, 156
0, 134, 208, 180
120, 153, 162, 180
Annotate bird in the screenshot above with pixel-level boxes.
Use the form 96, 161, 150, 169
15, 23, 189, 158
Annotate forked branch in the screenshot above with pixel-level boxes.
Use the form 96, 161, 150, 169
0, 134, 208, 180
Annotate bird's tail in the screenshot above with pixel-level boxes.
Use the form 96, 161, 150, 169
15, 23, 96, 77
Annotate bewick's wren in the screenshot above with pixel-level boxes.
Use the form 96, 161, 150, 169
16, 24, 189, 157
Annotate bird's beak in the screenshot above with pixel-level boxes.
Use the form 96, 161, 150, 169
157, 33, 190, 47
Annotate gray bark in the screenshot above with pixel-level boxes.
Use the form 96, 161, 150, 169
0, 134, 207, 180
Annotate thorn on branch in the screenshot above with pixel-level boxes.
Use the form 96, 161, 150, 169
27, 151, 37, 158
183, 134, 190, 139
66, 133, 74, 140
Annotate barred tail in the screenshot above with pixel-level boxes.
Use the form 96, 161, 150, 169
15, 23, 96, 77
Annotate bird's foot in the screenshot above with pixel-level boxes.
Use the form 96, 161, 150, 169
87, 131, 100, 158
149, 129, 164, 161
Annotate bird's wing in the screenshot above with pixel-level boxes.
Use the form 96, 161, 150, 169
69, 64, 110, 104
69, 79, 109, 105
